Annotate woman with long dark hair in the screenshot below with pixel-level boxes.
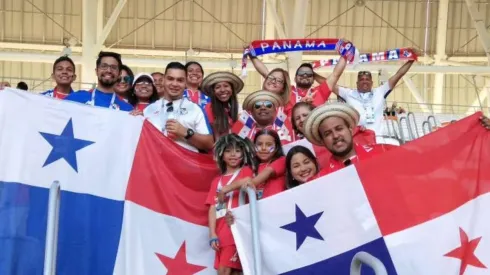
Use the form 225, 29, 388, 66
285, 145, 320, 189
201, 72, 244, 139
127, 73, 159, 112
291, 102, 315, 141
114, 64, 134, 102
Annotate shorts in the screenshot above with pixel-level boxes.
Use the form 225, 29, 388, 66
214, 245, 242, 270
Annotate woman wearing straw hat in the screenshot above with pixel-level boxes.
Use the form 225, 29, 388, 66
201, 72, 244, 139
232, 90, 293, 144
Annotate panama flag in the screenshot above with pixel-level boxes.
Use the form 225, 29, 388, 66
0, 89, 219, 274
231, 112, 490, 274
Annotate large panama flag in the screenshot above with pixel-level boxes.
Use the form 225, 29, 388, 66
0, 88, 219, 275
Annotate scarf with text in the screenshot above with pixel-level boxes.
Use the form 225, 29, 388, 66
241, 38, 358, 76
311, 48, 418, 69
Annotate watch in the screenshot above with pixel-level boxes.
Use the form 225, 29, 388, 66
184, 128, 195, 139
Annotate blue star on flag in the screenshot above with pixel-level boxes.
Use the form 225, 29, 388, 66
39, 118, 94, 172
280, 204, 324, 250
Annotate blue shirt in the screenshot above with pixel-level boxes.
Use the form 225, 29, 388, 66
64, 89, 133, 112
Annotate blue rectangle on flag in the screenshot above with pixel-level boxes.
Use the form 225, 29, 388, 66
281, 237, 398, 275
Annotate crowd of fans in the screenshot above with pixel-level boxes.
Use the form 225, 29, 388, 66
1, 47, 489, 275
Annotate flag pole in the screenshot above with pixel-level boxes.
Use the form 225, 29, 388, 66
44, 181, 61, 275
350, 251, 387, 275
246, 187, 262, 275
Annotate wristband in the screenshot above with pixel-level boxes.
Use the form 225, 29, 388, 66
209, 237, 219, 246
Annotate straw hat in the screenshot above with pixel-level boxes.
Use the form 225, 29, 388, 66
242, 90, 284, 111
303, 102, 360, 146
201, 72, 244, 96
132, 73, 154, 86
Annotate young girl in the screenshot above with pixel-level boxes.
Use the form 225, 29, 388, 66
219, 129, 286, 201
206, 134, 257, 275
285, 145, 320, 189
128, 73, 159, 111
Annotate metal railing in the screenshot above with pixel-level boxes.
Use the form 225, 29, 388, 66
422, 121, 431, 135
350, 252, 388, 275
44, 181, 61, 275
407, 112, 420, 139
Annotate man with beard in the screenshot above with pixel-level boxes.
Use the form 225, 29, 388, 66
42, 56, 76, 99
151, 72, 165, 98
64, 51, 133, 111
302, 102, 389, 176
236, 90, 293, 144
144, 62, 214, 152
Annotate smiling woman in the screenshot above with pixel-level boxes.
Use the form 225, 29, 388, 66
127, 73, 159, 111
201, 72, 244, 139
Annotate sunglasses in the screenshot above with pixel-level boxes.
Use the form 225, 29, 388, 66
296, 72, 313, 77
135, 81, 152, 86
119, 76, 133, 84
358, 71, 372, 77
254, 101, 274, 109
266, 75, 285, 84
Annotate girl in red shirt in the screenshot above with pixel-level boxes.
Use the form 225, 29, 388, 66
206, 134, 257, 274
220, 129, 286, 200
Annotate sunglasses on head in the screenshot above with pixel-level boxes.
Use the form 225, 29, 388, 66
296, 71, 314, 77
358, 71, 372, 77
254, 100, 274, 109
119, 75, 133, 83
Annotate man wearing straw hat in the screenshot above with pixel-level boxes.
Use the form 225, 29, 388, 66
234, 90, 293, 144
303, 102, 389, 176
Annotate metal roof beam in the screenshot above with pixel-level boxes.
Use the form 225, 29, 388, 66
433, 0, 450, 112
403, 76, 431, 113
464, 0, 490, 64
97, 0, 127, 47
1, 51, 489, 74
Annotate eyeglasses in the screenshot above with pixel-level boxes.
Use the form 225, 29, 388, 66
166, 102, 174, 113
135, 81, 152, 86
119, 76, 132, 84
296, 72, 313, 77
98, 63, 119, 71
358, 71, 372, 77
266, 75, 285, 84
254, 100, 274, 109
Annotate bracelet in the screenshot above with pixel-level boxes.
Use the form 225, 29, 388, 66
209, 237, 219, 246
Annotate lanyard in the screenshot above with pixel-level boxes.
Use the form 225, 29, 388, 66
216, 169, 242, 218
160, 98, 185, 132
87, 89, 117, 109
356, 90, 374, 106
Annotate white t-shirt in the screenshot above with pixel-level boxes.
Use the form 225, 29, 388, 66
144, 98, 212, 152
338, 82, 391, 136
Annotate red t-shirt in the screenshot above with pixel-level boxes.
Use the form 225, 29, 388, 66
205, 168, 253, 247
204, 103, 236, 138
136, 102, 150, 112
283, 81, 332, 117
318, 143, 388, 177
253, 156, 286, 199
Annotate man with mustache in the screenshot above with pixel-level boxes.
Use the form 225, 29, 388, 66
303, 102, 490, 177
42, 56, 76, 99
330, 56, 416, 141
236, 90, 293, 144
144, 62, 214, 153
303, 102, 392, 176
64, 51, 133, 111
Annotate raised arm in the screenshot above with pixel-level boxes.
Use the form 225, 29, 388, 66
388, 60, 415, 89
250, 56, 270, 78
326, 56, 348, 92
